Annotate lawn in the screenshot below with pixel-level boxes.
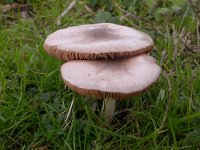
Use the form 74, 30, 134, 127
0, 0, 200, 149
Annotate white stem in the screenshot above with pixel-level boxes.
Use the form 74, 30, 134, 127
104, 98, 116, 123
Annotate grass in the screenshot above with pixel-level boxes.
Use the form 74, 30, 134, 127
0, 0, 200, 149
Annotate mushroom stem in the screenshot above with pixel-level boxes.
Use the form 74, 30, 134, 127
104, 98, 116, 123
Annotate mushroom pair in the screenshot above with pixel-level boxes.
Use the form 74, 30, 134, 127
44, 23, 161, 122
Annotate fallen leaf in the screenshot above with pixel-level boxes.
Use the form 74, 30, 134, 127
1, 4, 13, 13
1, 2, 33, 19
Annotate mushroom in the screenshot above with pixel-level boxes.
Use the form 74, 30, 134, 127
44, 23, 161, 122
44, 23, 154, 61
61, 54, 161, 122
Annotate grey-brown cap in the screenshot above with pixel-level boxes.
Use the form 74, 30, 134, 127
61, 54, 161, 99
44, 23, 154, 61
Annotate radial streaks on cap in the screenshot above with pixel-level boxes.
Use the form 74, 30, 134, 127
44, 23, 154, 61
61, 54, 161, 99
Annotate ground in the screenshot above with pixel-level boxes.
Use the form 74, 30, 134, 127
0, 0, 200, 149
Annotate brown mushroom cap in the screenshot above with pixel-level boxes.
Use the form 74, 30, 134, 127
61, 54, 161, 99
44, 23, 154, 61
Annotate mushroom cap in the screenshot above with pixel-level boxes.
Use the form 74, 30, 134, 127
44, 23, 154, 61
61, 54, 161, 99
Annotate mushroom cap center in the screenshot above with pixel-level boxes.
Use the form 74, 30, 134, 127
85, 28, 120, 41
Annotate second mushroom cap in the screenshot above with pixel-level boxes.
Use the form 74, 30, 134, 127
61, 54, 161, 99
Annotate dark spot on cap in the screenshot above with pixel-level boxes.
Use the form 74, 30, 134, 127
85, 28, 120, 41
